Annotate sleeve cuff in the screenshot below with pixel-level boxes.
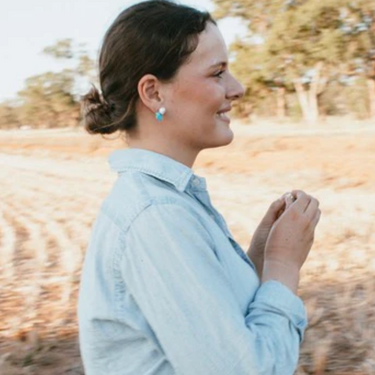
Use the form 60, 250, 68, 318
250, 280, 308, 341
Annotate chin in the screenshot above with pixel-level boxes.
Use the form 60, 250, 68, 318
221, 132, 234, 146
208, 128, 234, 149
219, 123, 234, 144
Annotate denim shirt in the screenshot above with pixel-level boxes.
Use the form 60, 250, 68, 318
78, 148, 307, 375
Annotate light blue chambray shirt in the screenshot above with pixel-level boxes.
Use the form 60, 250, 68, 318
78, 148, 307, 375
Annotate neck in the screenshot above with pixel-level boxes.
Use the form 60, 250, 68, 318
127, 109, 201, 168
126, 136, 199, 168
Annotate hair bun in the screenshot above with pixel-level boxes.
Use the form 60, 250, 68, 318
81, 85, 111, 116
81, 85, 117, 135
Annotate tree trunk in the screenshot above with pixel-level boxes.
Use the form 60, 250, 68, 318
308, 62, 322, 123
293, 62, 324, 125
367, 78, 375, 119
293, 80, 314, 123
276, 87, 286, 120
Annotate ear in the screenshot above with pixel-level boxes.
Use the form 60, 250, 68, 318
137, 74, 164, 113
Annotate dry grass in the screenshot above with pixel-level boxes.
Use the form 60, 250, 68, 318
0, 121, 374, 374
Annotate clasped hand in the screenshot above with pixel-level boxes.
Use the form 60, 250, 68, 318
247, 190, 321, 292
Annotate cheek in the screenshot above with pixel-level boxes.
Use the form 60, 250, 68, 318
202, 81, 226, 108
175, 80, 224, 110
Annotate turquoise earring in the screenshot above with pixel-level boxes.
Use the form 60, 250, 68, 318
155, 107, 166, 122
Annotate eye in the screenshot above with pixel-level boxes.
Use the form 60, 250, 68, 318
214, 70, 225, 78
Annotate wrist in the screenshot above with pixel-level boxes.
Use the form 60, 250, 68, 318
246, 248, 264, 278
261, 259, 300, 294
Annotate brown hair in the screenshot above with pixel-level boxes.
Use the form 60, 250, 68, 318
81, 0, 215, 135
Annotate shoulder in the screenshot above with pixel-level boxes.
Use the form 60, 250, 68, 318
99, 170, 196, 233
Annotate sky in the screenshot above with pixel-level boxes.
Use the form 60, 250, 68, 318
0, 0, 247, 102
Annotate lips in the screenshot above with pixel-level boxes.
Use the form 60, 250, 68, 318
216, 106, 232, 114
215, 112, 230, 122
216, 106, 232, 122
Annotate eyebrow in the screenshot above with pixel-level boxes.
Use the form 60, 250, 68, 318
209, 61, 228, 69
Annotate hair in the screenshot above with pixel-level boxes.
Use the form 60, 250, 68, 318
81, 0, 216, 136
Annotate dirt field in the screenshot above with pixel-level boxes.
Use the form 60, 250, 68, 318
0, 121, 374, 374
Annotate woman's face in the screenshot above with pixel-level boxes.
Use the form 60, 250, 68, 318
163, 22, 245, 152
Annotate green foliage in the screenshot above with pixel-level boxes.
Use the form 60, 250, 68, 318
0, 101, 21, 129
1, 39, 97, 129
345, 77, 370, 119
286, 93, 303, 121
213, 0, 375, 120
318, 81, 346, 116
43, 38, 74, 59
43, 39, 97, 82
17, 70, 80, 128
2, 0, 375, 127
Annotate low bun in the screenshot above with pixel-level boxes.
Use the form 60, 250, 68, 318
81, 85, 118, 135
82, 1, 215, 138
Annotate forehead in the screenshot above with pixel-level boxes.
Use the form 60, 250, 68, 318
185, 23, 228, 69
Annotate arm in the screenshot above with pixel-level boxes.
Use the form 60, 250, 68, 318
121, 203, 307, 375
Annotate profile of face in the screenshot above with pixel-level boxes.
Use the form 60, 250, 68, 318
162, 22, 244, 151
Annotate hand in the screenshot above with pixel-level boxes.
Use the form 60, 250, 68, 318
262, 190, 321, 293
247, 193, 294, 278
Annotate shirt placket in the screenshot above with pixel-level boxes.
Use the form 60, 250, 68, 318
189, 177, 254, 269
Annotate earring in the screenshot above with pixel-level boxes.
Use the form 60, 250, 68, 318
155, 107, 166, 122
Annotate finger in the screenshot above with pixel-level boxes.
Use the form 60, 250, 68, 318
275, 201, 287, 220
304, 198, 320, 221
290, 189, 304, 198
290, 190, 306, 202
264, 197, 286, 223
310, 208, 321, 228
291, 190, 310, 213
281, 192, 292, 200
284, 193, 295, 209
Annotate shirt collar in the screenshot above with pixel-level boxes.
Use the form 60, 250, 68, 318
108, 148, 207, 193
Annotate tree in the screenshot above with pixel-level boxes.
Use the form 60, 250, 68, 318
43, 39, 98, 85
0, 100, 21, 129
214, 0, 291, 120
213, 0, 375, 123
338, 0, 375, 118
263, 0, 344, 124
17, 70, 79, 128
7, 39, 98, 129
228, 41, 274, 119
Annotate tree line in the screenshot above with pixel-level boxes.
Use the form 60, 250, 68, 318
213, 0, 375, 123
0, 39, 97, 130
1, 0, 375, 129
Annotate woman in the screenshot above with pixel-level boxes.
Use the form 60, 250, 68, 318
78, 1, 321, 374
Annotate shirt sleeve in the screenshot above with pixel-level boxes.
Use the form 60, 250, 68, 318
120, 202, 307, 375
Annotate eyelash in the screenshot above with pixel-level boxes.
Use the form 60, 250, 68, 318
214, 70, 225, 78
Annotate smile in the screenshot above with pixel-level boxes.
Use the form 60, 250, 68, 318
216, 112, 230, 122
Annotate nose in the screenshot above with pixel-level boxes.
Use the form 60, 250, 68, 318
226, 73, 245, 101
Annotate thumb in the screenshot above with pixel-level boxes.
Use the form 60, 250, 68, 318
260, 198, 286, 226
